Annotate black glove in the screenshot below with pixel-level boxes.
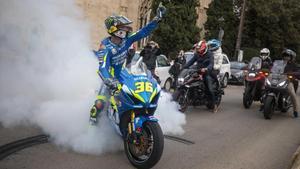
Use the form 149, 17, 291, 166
104, 79, 120, 95
153, 2, 166, 21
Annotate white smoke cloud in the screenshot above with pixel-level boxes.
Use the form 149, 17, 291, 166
0, 0, 185, 155
156, 92, 186, 135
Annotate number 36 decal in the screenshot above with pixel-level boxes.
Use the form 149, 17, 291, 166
135, 82, 153, 93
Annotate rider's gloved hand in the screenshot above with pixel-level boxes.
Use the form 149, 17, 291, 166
104, 79, 120, 95
153, 2, 166, 21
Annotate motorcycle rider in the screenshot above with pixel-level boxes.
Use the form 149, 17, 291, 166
259, 48, 273, 69
282, 49, 299, 118
183, 40, 218, 113
90, 4, 166, 125
254, 48, 272, 111
207, 39, 223, 88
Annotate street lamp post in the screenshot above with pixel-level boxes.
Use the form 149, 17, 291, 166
218, 16, 225, 42
235, 0, 247, 60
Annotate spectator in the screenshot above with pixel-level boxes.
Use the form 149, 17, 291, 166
140, 41, 161, 83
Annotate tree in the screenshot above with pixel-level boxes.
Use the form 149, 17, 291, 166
205, 0, 241, 59
150, 0, 201, 58
243, 0, 300, 62
205, 0, 300, 62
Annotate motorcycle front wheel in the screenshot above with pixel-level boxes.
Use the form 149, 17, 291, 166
124, 122, 164, 169
177, 91, 189, 112
243, 91, 253, 109
263, 95, 275, 119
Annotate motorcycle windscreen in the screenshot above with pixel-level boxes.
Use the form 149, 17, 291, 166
270, 60, 286, 74
178, 68, 197, 78
267, 60, 287, 86
120, 58, 160, 106
248, 57, 262, 70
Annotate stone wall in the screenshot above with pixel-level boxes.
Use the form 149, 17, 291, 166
76, 0, 140, 49
76, 0, 212, 48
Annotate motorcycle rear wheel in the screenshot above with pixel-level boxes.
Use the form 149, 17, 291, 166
124, 122, 164, 169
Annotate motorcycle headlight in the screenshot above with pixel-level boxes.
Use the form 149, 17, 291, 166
278, 81, 287, 87
248, 73, 256, 77
178, 78, 185, 85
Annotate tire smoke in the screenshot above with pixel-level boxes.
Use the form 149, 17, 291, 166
0, 0, 185, 155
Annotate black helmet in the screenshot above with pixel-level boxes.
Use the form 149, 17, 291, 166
104, 15, 133, 35
282, 48, 296, 61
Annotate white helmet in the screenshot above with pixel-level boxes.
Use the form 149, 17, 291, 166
260, 48, 270, 60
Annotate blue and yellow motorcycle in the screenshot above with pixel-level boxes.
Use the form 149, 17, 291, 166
107, 57, 164, 169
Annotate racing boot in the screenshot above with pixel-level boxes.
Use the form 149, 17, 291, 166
89, 99, 105, 125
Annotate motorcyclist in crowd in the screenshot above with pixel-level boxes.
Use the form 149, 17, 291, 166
169, 50, 186, 88
90, 4, 166, 125
183, 40, 219, 113
140, 41, 162, 84
259, 48, 273, 69
282, 49, 299, 118
176, 50, 186, 66
207, 39, 223, 89
257, 48, 273, 111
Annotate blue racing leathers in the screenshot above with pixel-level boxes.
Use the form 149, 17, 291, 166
90, 20, 159, 124
96, 20, 158, 82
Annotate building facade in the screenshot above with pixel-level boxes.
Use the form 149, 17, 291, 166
77, 0, 212, 48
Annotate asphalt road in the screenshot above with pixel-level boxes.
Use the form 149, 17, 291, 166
1, 86, 300, 169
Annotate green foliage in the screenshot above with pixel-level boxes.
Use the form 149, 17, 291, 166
205, 0, 300, 63
205, 0, 240, 58
243, 0, 300, 62
241, 47, 260, 62
150, 0, 201, 59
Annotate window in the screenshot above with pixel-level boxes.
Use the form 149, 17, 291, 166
157, 55, 170, 67
222, 56, 229, 64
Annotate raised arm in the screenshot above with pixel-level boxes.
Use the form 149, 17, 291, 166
183, 54, 197, 69
127, 20, 159, 44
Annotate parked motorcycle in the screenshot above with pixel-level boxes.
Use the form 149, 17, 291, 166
263, 60, 293, 119
106, 57, 164, 168
243, 57, 269, 108
173, 67, 223, 112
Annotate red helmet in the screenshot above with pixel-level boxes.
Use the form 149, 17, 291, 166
193, 40, 208, 56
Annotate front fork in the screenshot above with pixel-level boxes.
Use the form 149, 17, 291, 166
128, 111, 139, 144
128, 111, 135, 135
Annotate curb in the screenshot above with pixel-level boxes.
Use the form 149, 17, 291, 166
288, 146, 300, 169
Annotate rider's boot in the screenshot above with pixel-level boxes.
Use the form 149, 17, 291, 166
89, 99, 105, 125
294, 111, 298, 118
213, 104, 219, 113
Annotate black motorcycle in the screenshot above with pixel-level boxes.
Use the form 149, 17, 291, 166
263, 60, 294, 119
173, 68, 223, 112
243, 57, 269, 108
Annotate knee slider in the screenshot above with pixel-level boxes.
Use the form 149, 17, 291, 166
95, 99, 105, 110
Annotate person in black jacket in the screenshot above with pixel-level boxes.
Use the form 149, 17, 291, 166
126, 44, 136, 66
169, 50, 186, 88
140, 41, 161, 83
282, 49, 299, 118
259, 48, 273, 69
183, 40, 218, 113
